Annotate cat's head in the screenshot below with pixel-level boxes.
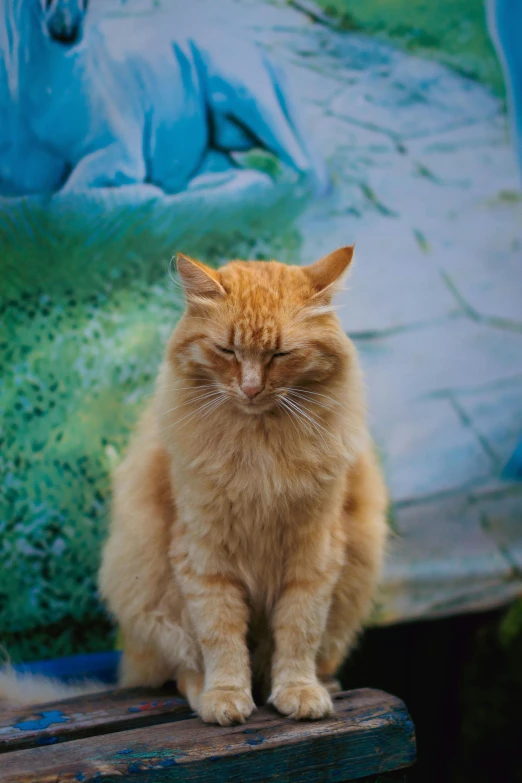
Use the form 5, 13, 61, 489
170, 248, 354, 416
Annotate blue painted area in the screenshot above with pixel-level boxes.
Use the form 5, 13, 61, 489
36, 735, 58, 746
0, 0, 324, 199
488, 0, 522, 177
488, 0, 522, 483
14, 710, 69, 731
503, 436, 522, 480
75, 773, 85, 782
12, 651, 121, 684
157, 759, 178, 769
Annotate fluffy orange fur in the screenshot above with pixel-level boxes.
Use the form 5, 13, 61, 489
98, 247, 388, 725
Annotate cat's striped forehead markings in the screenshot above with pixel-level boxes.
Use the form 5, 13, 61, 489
232, 299, 282, 351
220, 262, 302, 351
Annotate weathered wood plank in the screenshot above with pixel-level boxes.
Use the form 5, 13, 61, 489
0, 684, 193, 753
1, 689, 416, 783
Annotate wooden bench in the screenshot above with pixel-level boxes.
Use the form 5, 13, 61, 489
0, 686, 416, 782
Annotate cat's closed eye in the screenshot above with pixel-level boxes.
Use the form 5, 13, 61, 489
215, 345, 236, 355
214, 345, 292, 361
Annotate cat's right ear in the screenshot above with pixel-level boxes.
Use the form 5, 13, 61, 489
176, 253, 226, 303
305, 246, 354, 300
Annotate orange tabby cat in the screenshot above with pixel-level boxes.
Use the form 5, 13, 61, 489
98, 247, 388, 726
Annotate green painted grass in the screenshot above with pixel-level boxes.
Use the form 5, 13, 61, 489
312, 0, 504, 96
0, 201, 301, 662
1, 221, 183, 661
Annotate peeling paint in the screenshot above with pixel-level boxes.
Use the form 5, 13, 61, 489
127, 698, 184, 713
14, 710, 70, 731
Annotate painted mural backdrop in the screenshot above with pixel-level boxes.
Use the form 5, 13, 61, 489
1, 0, 521, 663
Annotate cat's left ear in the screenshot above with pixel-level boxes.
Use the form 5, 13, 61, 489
305, 246, 354, 303
176, 253, 226, 303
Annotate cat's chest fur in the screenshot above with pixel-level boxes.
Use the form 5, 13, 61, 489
170, 418, 348, 609
180, 419, 344, 517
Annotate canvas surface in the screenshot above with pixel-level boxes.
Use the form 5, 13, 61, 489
1, 0, 521, 661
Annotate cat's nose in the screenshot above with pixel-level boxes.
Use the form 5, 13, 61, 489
241, 382, 264, 399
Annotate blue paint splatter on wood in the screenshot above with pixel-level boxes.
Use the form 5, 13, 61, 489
37, 735, 58, 745
243, 727, 265, 746
14, 710, 69, 731
245, 737, 265, 746
157, 759, 177, 768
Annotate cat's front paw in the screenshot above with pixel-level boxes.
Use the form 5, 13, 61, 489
269, 682, 333, 720
200, 687, 255, 726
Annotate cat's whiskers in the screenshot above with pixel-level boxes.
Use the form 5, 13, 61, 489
140, 381, 217, 400
175, 395, 228, 434
159, 389, 224, 418
163, 384, 219, 393
287, 401, 330, 448
275, 386, 340, 414
292, 387, 343, 407
276, 397, 308, 440
279, 396, 330, 449
158, 391, 228, 435
275, 388, 322, 418
286, 389, 337, 413
197, 396, 227, 425
282, 395, 343, 450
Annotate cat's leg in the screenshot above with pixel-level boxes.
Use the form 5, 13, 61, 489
176, 667, 204, 713
101, 529, 197, 691
172, 544, 254, 726
317, 449, 388, 681
99, 424, 199, 689
268, 448, 387, 720
268, 530, 343, 720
